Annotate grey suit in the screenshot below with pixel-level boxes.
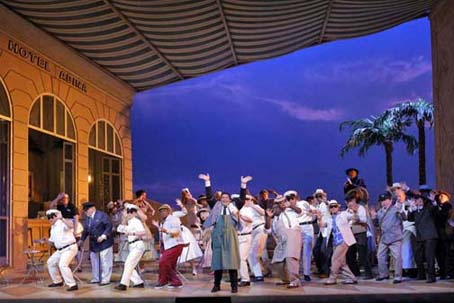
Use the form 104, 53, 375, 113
375, 203, 406, 280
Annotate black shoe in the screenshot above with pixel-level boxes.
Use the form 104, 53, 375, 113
264, 271, 272, 278
231, 287, 238, 293
426, 278, 436, 283
276, 281, 290, 286
342, 280, 358, 285
376, 276, 390, 281
67, 285, 78, 291
115, 284, 127, 291
48, 282, 64, 287
238, 281, 250, 287
393, 280, 402, 284
304, 275, 311, 282
251, 276, 264, 282
416, 276, 426, 281
132, 283, 145, 288
99, 282, 111, 286
211, 285, 221, 293
154, 283, 167, 289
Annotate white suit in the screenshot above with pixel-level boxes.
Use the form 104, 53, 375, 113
47, 219, 78, 287
117, 217, 146, 287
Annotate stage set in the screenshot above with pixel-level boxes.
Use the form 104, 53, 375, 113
1, 0, 454, 302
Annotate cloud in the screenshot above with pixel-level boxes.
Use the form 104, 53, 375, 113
137, 71, 346, 122
305, 56, 431, 84
258, 97, 345, 122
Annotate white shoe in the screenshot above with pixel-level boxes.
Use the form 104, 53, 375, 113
167, 284, 183, 289
192, 270, 198, 276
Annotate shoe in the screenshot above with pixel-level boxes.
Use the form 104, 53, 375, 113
264, 271, 272, 278
393, 280, 402, 284
88, 280, 100, 284
342, 280, 358, 285
114, 284, 127, 291
48, 282, 64, 287
416, 276, 426, 281
324, 280, 337, 285
155, 283, 167, 289
238, 281, 251, 287
99, 282, 111, 286
426, 278, 436, 283
192, 270, 198, 276
167, 284, 183, 289
276, 281, 290, 286
132, 283, 144, 288
231, 287, 238, 293
211, 285, 221, 293
67, 285, 78, 291
251, 276, 264, 282
77, 268, 83, 273
376, 276, 390, 281
286, 283, 299, 289
304, 275, 311, 282
319, 273, 329, 279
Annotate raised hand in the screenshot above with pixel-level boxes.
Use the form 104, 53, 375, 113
198, 173, 210, 181
266, 208, 274, 217
241, 176, 253, 184
151, 219, 160, 228
175, 199, 183, 208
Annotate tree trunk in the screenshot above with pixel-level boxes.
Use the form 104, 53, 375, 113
417, 120, 426, 185
385, 142, 393, 186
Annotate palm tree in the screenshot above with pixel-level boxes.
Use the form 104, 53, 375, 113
340, 110, 417, 186
391, 99, 434, 185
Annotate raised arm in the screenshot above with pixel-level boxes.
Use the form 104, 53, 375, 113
199, 173, 216, 208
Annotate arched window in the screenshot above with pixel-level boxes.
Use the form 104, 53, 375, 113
0, 78, 11, 121
0, 77, 11, 264
88, 120, 123, 208
29, 94, 76, 142
89, 120, 122, 157
28, 94, 76, 218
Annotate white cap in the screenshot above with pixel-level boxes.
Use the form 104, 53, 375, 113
125, 204, 139, 211
390, 182, 402, 189
46, 209, 61, 216
314, 188, 327, 195
328, 200, 340, 207
284, 190, 298, 197
275, 195, 286, 203
231, 194, 240, 200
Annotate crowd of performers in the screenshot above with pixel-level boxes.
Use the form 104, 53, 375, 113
43, 168, 454, 293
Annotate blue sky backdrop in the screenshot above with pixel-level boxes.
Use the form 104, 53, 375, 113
131, 18, 434, 205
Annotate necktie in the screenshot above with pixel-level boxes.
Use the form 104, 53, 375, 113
223, 206, 227, 215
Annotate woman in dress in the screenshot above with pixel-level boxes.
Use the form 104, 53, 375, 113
173, 198, 204, 275
133, 190, 158, 263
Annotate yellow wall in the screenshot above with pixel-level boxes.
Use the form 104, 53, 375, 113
0, 30, 135, 268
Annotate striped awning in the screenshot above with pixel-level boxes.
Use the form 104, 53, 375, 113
1, 0, 437, 92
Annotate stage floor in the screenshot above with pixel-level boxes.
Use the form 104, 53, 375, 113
1, 267, 454, 303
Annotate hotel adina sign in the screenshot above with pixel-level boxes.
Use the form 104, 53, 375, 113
6, 38, 88, 93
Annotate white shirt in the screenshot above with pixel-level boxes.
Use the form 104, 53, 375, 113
281, 208, 300, 229
219, 203, 237, 216
49, 219, 76, 249
250, 205, 265, 228
350, 204, 368, 234
160, 214, 183, 250
296, 200, 314, 224
117, 217, 145, 243
239, 206, 254, 234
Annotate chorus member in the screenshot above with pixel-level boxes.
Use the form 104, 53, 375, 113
79, 201, 114, 285
115, 204, 147, 291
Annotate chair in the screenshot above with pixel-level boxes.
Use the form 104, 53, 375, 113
20, 228, 48, 284
0, 262, 8, 287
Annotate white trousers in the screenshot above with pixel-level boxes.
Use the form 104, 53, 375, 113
90, 246, 113, 283
248, 226, 268, 278
239, 234, 252, 282
47, 244, 78, 287
120, 242, 145, 287
299, 225, 313, 276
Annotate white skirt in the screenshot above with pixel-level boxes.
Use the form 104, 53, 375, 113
178, 225, 203, 263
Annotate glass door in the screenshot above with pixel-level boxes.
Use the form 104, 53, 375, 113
0, 119, 10, 265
